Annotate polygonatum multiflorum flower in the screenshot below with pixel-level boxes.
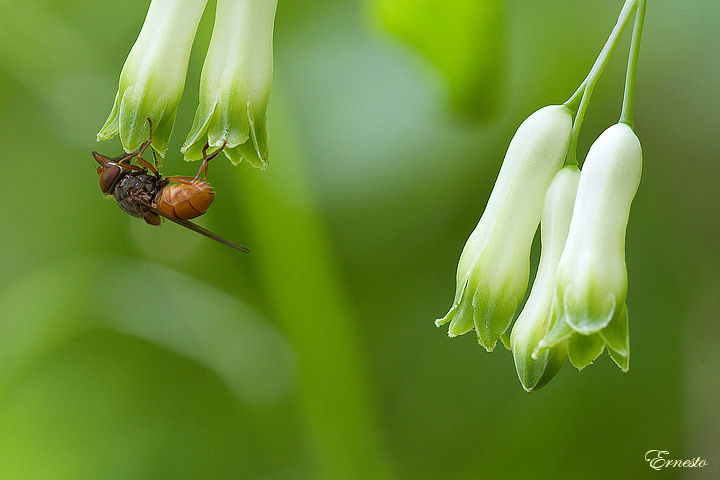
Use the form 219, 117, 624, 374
510, 165, 579, 391
436, 105, 572, 351
97, 0, 277, 168
183, 0, 277, 167
535, 123, 642, 371
97, 0, 209, 156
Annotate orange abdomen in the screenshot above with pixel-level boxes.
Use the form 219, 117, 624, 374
154, 181, 215, 220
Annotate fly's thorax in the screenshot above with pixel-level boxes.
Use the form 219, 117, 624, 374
112, 172, 162, 224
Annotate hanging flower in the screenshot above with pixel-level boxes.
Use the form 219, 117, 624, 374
436, 105, 572, 351
97, 0, 209, 156
535, 123, 642, 371
511, 165, 579, 391
182, 0, 278, 168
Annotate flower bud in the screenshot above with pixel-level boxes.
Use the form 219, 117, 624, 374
511, 166, 579, 391
437, 105, 572, 351
536, 123, 641, 370
182, 0, 278, 168
97, 0, 209, 156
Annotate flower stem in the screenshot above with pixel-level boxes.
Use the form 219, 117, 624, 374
563, 0, 638, 166
619, 0, 647, 128
564, 80, 587, 113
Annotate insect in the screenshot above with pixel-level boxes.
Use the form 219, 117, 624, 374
93, 119, 249, 252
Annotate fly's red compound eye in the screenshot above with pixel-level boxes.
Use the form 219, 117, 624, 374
99, 164, 122, 194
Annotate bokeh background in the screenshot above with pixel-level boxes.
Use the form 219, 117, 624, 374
1, 0, 718, 478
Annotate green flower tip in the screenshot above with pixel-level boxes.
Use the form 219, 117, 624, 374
182, 101, 270, 169
564, 304, 629, 372
436, 275, 519, 352
559, 285, 617, 334
97, 92, 177, 157
513, 308, 569, 390
536, 286, 630, 372
435, 277, 474, 337
519, 341, 568, 391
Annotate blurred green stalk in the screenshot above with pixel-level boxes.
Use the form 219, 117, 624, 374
235, 92, 395, 480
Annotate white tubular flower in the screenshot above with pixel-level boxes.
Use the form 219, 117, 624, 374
182, 0, 278, 168
97, 0, 209, 156
511, 166, 579, 391
436, 105, 572, 351
537, 123, 642, 371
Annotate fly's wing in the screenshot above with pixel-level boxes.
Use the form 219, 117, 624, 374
139, 200, 249, 253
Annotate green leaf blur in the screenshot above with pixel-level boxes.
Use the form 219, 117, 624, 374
0, 0, 719, 478
370, 0, 503, 120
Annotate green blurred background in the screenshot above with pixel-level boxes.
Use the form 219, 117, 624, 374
1, 0, 718, 478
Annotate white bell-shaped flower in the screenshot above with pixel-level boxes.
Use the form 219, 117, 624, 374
97, 0, 209, 156
183, 0, 278, 168
437, 105, 572, 351
537, 123, 642, 370
511, 165, 579, 391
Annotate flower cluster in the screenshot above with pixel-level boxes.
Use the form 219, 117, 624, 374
97, 0, 277, 168
437, 0, 646, 390
438, 112, 642, 390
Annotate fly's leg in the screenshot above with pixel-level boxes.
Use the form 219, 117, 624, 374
138, 117, 154, 158
193, 141, 227, 182
152, 149, 160, 169
94, 151, 146, 173
136, 156, 159, 175
118, 117, 155, 170
165, 175, 195, 185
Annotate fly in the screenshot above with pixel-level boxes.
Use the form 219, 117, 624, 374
93, 119, 249, 252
